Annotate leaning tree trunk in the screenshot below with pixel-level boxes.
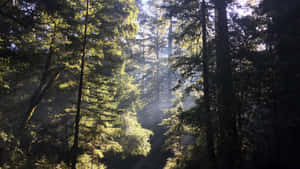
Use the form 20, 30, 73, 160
201, 1, 217, 169
71, 0, 89, 168
23, 19, 59, 125
214, 0, 239, 168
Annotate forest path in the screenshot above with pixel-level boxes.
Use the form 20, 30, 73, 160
130, 81, 173, 169
107, 103, 172, 169
107, 64, 174, 169
131, 122, 170, 169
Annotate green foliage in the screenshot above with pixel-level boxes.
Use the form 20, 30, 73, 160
3, 0, 299, 169
0, 0, 152, 168
120, 112, 153, 156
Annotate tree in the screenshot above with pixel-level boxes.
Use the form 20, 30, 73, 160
71, 0, 89, 168
201, 1, 217, 169
214, 0, 239, 168
259, 1, 300, 168
0, 0, 152, 168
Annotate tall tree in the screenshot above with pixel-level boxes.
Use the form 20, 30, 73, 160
145, 1, 167, 103
260, 0, 300, 168
71, 0, 89, 168
201, 1, 217, 169
214, 0, 238, 168
166, 0, 174, 94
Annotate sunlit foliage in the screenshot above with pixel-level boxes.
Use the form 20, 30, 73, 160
0, 0, 152, 168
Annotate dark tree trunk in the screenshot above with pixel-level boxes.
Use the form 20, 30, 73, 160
214, 0, 238, 168
71, 0, 89, 168
201, 1, 217, 169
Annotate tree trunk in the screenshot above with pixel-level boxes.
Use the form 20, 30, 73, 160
214, 0, 238, 168
71, 0, 89, 168
23, 19, 57, 125
201, 1, 217, 169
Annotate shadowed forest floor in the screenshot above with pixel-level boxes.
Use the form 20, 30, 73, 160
131, 121, 171, 169
105, 103, 172, 169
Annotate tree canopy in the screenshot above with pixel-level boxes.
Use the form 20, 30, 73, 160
1, 0, 299, 169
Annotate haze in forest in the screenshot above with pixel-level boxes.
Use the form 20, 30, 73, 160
0, 0, 299, 169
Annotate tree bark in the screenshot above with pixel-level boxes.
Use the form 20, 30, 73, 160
201, 1, 217, 169
71, 0, 89, 168
214, 0, 238, 168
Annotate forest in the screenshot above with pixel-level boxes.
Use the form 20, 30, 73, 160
0, 0, 299, 169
